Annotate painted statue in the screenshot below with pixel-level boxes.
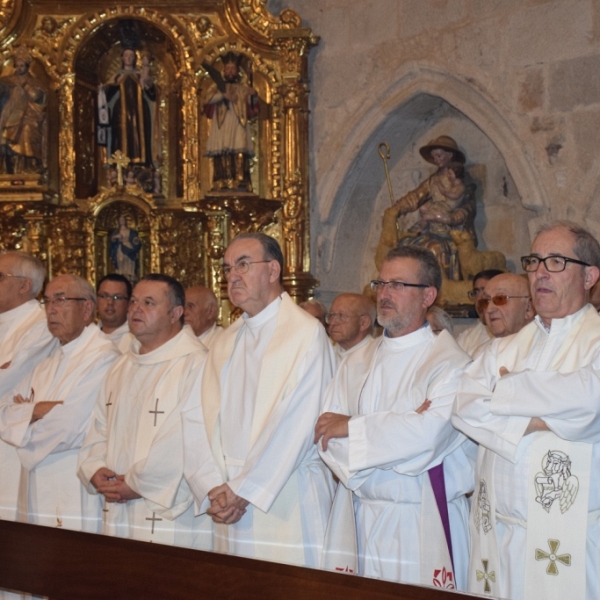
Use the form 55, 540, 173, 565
110, 215, 141, 284
98, 48, 158, 168
376, 136, 477, 280
0, 46, 47, 175
203, 52, 259, 192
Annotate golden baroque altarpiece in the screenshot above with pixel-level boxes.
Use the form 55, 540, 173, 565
0, 0, 318, 322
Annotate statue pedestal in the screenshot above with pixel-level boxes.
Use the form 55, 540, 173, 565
0, 174, 48, 201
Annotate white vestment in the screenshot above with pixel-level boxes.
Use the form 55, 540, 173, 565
456, 320, 492, 357
198, 323, 223, 349
319, 327, 474, 590
101, 320, 133, 354
333, 334, 373, 366
183, 293, 336, 567
78, 329, 210, 549
453, 305, 600, 600
0, 324, 118, 532
0, 300, 54, 522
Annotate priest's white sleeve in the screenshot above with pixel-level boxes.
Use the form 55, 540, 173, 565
347, 359, 469, 480
227, 327, 334, 513
2, 353, 115, 471
125, 353, 206, 520
77, 381, 110, 494
182, 368, 224, 515
489, 358, 600, 443
452, 344, 530, 463
0, 321, 54, 399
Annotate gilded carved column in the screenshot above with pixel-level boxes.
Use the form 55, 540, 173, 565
275, 32, 318, 296
181, 71, 200, 203
205, 209, 230, 323
58, 74, 75, 205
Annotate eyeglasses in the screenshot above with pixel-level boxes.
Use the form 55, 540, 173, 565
370, 280, 429, 293
97, 293, 129, 302
0, 271, 27, 281
521, 255, 591, 272
222, 259, 272, 280
326, 312, 363, 324
40, 297, 87, 307
476, 294, 530, 311
467, 287, 486, 299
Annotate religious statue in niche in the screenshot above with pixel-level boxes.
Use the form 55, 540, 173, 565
202, 52, 259, 192
110, 214, 141, 284
98, 46, 161, 194
0, 46, 47, 175
376, 136, 477, 280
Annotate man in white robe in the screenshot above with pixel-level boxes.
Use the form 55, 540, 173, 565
326, 292, 375, 365
182, 233, 335, 567
316, 245, 473, 590
479, 273, 535, 341
453, 221, 600, 600
96, 273, 133, 353
184, 285, 222, 348
0, 274, 118, 532
456, 269, 503, 356
78, 274, 210, 549
0, 251, 53, 522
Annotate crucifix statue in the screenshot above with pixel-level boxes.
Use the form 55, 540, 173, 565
108, 150, 130, 187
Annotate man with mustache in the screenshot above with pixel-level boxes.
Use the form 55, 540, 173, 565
316, 245, 473, 589
453, 221, 600, 600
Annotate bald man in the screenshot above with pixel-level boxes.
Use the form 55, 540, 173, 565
479, 273, 534, 343
0, 274, 118, 531
327, 293, 376, 364
184, 285, 222, 348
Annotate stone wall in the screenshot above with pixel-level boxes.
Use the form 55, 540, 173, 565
268, 0, 600, 303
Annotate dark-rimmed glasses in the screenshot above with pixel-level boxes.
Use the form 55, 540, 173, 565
521, 255, 590, 272
467, 287, 485, 299
370, 280, 429, 293
477, 294, 530, 312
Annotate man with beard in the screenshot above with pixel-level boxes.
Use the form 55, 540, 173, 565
203, 52, 259, 192
315, 245, 473, 589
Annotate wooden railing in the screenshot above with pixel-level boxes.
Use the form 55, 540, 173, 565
0, 520, 476, 599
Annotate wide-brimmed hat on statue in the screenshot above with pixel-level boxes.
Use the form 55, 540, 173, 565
419, 136, 466, 165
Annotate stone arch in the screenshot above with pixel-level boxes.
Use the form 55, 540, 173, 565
314, 65, 547, 301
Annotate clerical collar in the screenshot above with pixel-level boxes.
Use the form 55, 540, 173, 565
243, 294, 282, 328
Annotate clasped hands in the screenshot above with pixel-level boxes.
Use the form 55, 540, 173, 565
207, 484, 249, 524
91, 467, 142, 503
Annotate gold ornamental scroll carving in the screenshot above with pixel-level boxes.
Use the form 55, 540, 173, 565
0, 0, 319, 318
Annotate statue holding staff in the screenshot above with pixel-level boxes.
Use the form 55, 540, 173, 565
375, 136, 477, 280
